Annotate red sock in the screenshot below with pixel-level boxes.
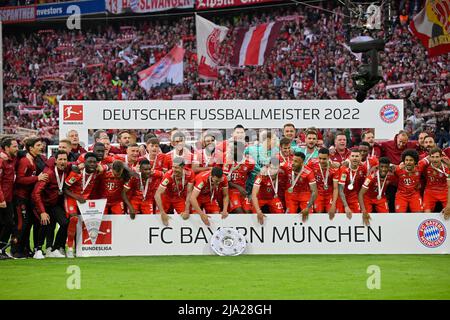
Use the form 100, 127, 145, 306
67, 216, 79, 248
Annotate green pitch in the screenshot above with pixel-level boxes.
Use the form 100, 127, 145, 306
0, 255, 449, 300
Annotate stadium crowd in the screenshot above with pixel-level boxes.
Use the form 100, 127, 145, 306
3, 1, 449, 146
0, 124, 449, 260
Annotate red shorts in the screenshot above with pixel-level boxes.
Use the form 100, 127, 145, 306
162, 194, 186, 214
363, 196, 389, 213
192, 195, 220, 214
105, 202, 124, 214
285, 191, 312, 214
395, 193, 423, 213
314, 192, 332, 213
336, 196, 361, 213
257, 198, 284, 214
228, 188, 252, 212
131, 198, 154, 214
423, 189, 448, 212
64, 196, 81, 217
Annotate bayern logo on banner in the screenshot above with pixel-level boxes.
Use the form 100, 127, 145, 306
417, 219, 447, 248
379, 104, 399, 123
77, 199, 107, 245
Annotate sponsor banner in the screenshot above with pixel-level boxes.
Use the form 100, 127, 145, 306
37, 0, 106, 20
59, 100, 404, 144
105, 0, 194, 14
78, 199, 107, 245
0, 5, 36, 24
196, 0, 281, 10
76, 213, 450, 256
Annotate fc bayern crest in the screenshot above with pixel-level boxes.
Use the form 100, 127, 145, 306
206, 28, 221, 64
417, 219, 446, 248
379, 104, 399, 123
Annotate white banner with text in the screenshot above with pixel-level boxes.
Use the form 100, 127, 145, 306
76, 213, 449, 256
59, 99, 404, 144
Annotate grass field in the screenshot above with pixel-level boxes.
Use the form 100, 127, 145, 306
1, 255, 449, 299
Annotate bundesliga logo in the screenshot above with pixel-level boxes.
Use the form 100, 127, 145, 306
417, 219, 446, 248
63, 105, 83, 121
379, 104, 399, 123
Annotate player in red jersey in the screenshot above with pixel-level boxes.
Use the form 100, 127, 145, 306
309, 148, 340, 214
338, 148, 367, 218
362, 130, 381, 158
63, 152, 101, 257
277, 137, 293, 169
192, 133, 225, 173
223, 141, 255, 213
283, 151, 318, 221
191, 168, 229, 226
154, 157, 195, 226
114, 143, 141, 171
393, 149, 423, 213
359, 157, 396, 224
99, 161, 133, 216
329, 131, 351, 163
163, 131, 194, 171
252, 157, 287, 225
124, 159, 163, 215
420, 148, 450, 213
143, 137, 165, 171
358, 142, 379, 172
77, 142, 114, 168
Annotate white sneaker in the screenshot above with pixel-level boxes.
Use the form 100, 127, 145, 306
66, 248, 75, 258
45, 247, 53, 256
48, 249, 66, 258
33, 250, 45, 260
58, 248, 66, 256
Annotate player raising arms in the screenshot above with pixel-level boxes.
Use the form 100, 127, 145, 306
419, 148, 450, 214
192, 133, 224, 173
358, 157, 395, 225
393, 149, 423, 213
283, 151, 317, 222
308, 148, 340, 214
124, 159, 163, 215
154, 157, 195, 226
337, 148, 367, 219
190, 167, 229, 226
63, 152, 102, 258
252, 157, 286, 225
223, 141, 255, 214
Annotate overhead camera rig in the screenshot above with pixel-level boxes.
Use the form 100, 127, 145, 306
342, 0, 395, 102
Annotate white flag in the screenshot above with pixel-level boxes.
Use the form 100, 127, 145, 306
195, 14, 229, 80
77, 199, 107, 245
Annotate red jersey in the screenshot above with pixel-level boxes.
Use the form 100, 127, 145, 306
163, 148, 194, 170
283, 165, 316, 193
338, 164, 367, 198
443, 147, 450, 159
254, 171, 288, 200
71, 145, 87, 154
361, 156, 379, 173
0, 156, 16, 203
65, 169, 100, 199
223, 158, 255, 188
330, 148, 351, 163
14, 155, 39, 199
307, 159, 339, 195
193, 149, 225, 168
98, 170, 127, 203
159, 168, 195, 199
142, 153, 165, 171
361, 172, 395, 198
77, 153, 114, 167
277, 152, 293, 171
394, 165, 423, 197
193, 171, 229, 199
419, 159, 450, 193
124, 170, 164, 201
